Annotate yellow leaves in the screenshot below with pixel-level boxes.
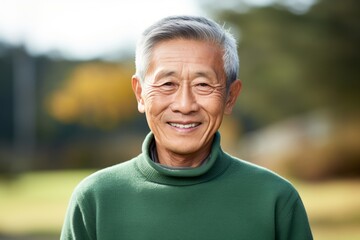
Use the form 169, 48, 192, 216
47, 62, 137, 129
49, 91, 79, 124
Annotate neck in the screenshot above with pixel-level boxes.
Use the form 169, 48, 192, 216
155, 143, 212, 168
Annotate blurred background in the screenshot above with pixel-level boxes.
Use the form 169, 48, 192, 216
0, 0, 359, 239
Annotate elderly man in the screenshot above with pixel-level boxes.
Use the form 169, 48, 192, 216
61, 16, 313, 240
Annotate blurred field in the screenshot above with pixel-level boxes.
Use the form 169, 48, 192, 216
0, 170, 360, 239
0, 170, 93, 239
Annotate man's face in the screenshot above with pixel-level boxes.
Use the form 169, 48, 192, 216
132, 39, 241, 159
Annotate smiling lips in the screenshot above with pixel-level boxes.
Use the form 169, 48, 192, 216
168, 122, 201, 129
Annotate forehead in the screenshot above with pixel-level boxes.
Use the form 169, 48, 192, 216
147, 39, 225, 77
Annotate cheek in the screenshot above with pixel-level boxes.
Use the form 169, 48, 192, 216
143, 90, 171, 116
198, 93, 227, 114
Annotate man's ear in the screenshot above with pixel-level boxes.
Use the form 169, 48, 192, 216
224, 79, 242, 115
131, 75, 145, 113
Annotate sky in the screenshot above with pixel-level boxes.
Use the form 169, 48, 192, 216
0, 0, 205, 60
0, 0, 316, 60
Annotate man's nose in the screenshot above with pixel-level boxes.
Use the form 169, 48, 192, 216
170, 85, 199, 114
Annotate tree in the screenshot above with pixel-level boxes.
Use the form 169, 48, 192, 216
206, 0, 360, 127
46, 62, 137, 129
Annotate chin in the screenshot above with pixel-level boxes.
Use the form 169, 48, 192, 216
167, 139, 205, 155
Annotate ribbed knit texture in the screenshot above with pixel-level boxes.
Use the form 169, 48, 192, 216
61, 132, 313, 240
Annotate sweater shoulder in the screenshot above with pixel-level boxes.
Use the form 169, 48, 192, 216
226, 154, 298, 195
72, 157, 139, 198
224, 155, 302, 217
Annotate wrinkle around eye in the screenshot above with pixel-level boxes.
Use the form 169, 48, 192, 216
193, 82, 225, 93
145, 81, 178, 95
193, 83, 214, 95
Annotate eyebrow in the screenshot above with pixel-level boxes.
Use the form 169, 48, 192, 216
153, 69, 217, 82
154, 70, 177, 80
194, 71, 213, 79
193, 71, 219, 83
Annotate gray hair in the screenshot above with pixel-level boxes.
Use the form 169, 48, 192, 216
134, 15, 239, 89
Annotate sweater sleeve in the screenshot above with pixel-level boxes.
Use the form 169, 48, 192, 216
276, 190, 313, 240
60, 189, 96, 240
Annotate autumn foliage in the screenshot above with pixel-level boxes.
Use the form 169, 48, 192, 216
47, 62, 136, 129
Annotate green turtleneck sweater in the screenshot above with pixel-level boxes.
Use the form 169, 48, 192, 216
61, 132, 313, 240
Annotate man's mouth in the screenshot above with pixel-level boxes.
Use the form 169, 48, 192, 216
168, 122, 201, 129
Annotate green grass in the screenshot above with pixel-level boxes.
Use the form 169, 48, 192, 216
0, 170, 93, 237
0, 170, 360, 239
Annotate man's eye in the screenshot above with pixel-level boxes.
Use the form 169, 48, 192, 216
194, 83, 214, 95
160, 82, 177, 89
158, 82, 177, 93
163, 82, 175, 87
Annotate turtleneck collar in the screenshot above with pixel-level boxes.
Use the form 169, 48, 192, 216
149, 138, 210, 169
135, 132, 232, 186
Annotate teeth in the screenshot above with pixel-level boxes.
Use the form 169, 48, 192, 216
169, 123, 198, 129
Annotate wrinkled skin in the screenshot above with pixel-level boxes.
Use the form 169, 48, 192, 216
132, 39, 241, 167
